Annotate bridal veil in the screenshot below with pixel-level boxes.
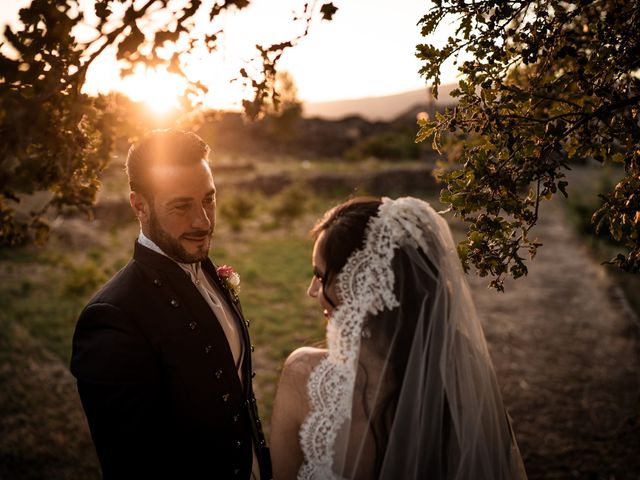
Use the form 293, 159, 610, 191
298, 197, 527, 479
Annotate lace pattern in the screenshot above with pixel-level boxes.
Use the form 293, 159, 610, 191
298, 197, 435, 479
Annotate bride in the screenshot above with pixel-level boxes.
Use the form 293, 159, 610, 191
269, 196, 527, 479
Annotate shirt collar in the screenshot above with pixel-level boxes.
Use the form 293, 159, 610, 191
137, 230, 202, 274
138, 230, 165, 257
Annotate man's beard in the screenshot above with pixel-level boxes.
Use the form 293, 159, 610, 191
148, 211, 212, 264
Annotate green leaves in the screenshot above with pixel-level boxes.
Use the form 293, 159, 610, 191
117, 21, 144, 60
94, 1, 112, 22
417, 0, 640, 287
0, 0, 101, 246
320, 3, 338, 21
210, 0, 250, 19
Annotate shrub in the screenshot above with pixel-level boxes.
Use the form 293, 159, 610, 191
219, 193, 257, 232
63, 261, 107, 297
345, 131, 421, 161
269, 186, 308, 226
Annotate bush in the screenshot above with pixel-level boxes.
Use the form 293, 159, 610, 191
345, 131, 421, 161
219, 193, 257, 232
566, 166, 624, 245
63, 261, 107, 297
269, 186, 308, 227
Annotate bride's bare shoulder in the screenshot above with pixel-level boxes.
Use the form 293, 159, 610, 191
281, 346, 327, 383
273, 347, 326, 423
271, 347, 327, 477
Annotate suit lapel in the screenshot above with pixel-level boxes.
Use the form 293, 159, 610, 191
133, 243, 243, 390
204, 258, 268, 473
203, 259, 252, 395
203, 260, 245, 322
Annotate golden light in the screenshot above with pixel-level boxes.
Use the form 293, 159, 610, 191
80, 0, 315, 112
118, 65, 188, 115
83, 48, 250, 112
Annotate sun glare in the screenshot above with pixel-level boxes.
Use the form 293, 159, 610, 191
118, 66, 187, 114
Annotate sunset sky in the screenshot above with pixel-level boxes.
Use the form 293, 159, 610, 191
1, 0, 459, 111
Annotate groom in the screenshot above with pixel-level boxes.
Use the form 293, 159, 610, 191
70, 129, 271, 479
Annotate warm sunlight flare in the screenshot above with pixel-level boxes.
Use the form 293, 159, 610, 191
119, 66, 187, 115
2, 0, 444, 112
82, 49, 248, 111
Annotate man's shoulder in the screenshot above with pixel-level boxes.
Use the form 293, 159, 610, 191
79, 248, 187, 326
84, 253, 174, 314
85, 259, 142, 306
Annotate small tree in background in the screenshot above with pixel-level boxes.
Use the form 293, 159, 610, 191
417, 0, 640, 289
264, 70, 303, 143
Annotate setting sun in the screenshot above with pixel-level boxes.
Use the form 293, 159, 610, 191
118, 66, 187, 114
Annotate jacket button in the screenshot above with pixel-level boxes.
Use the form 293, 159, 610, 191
250, 345, 255, 352
233, 414, 239, 422
215, 369, 222, 379
153, 278, 162, 287
188, 321, 197, 330
260, 439, 266, 446
170, 299, 179, 308
256, 418, 261, 426
236, 440, 242, 447
244, 319, 250, 327
205, 345, 212, 354
222, 393, 230, 402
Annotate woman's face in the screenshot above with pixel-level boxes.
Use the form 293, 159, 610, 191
307, 231, 339, 319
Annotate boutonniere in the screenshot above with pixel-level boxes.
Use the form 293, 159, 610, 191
216, 265, 241, 302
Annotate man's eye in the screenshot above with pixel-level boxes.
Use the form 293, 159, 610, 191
174, 204, 190, 211
203, 197, 215, 205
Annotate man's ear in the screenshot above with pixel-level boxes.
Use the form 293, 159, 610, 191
130, 191, 150, 224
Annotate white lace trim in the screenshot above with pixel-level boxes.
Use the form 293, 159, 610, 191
298, 197, 435, 479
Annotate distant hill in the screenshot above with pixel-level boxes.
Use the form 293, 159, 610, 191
303, 84, 458, 121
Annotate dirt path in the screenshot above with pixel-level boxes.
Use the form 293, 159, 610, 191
467, 201, 640, 479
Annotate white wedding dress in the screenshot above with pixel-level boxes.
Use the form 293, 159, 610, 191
297, 197, 527, 479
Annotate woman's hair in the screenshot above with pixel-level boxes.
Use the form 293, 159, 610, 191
311, 196, 383, 307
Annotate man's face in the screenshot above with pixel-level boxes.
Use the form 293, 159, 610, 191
140, 159, 216, 264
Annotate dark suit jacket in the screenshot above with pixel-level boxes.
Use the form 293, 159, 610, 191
70, 242, 271, 479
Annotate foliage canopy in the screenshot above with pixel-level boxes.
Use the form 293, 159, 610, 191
417, 0, 640, 289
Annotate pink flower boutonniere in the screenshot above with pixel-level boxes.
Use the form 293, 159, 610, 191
216, 265, 241, 302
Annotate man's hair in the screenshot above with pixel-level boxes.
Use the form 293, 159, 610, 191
126, 129, 211, 199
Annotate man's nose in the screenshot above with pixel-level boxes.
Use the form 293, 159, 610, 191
192, 206, 211, 230
307, 277, 319, 298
